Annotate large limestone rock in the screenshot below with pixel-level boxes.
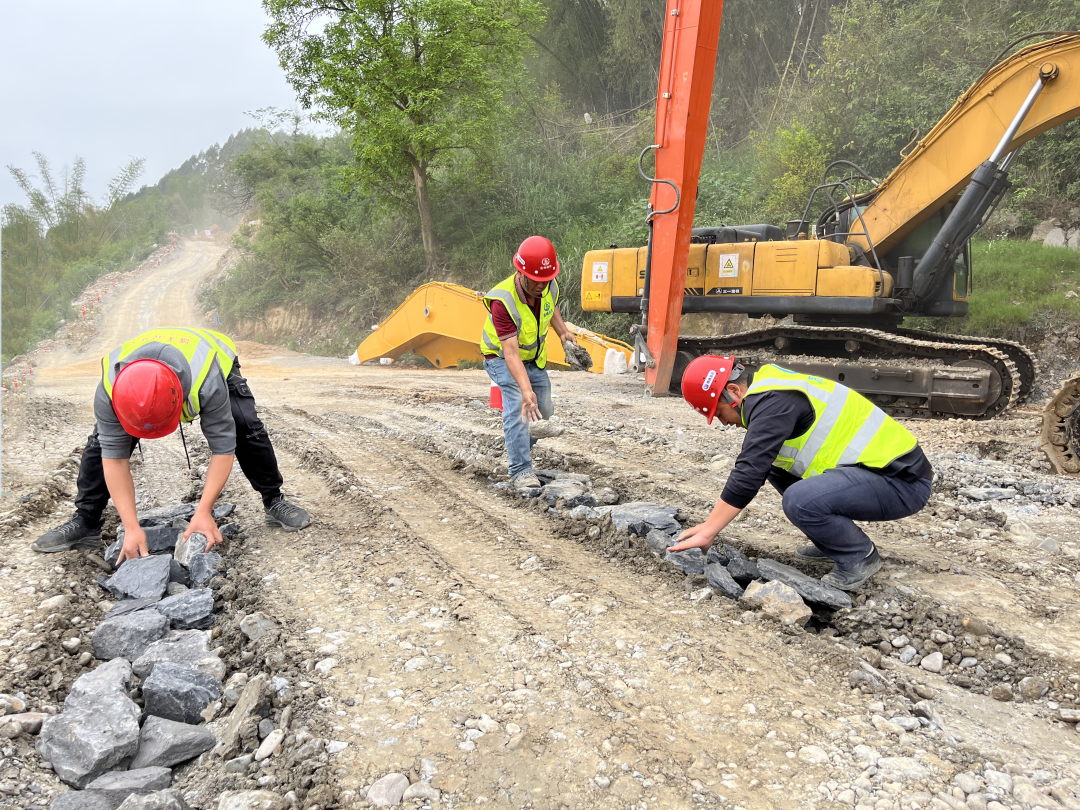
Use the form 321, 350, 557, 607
103, 555, 172, 601
85, 767, 172, 805
142, 661, 223, 723
130, 715, 216, 769
37, 667, 141, 787
132, 630, 224, 681
740, 580, 813, 626
152, 589, 214, 630
593, 502, 681, 536
91, 611, 169, 661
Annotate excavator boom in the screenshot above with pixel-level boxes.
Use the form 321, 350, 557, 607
642, 0, 724, 394
854, 34, 1080, 257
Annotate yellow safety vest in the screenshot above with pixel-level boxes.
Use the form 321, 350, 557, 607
743, 364, 918, 478
481, 275, 560, 369
101, 328, 238, 423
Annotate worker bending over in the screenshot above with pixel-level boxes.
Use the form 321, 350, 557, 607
34, 327, 310, 562
481, 235, 578, 489
670, 356, 933, 590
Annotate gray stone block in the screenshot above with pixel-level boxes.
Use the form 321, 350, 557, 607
92, 611, 169, 661
116, 790, 191, 810
105, 527, 182, 568
153, 589, 214, 630
644, 529, 676, 556
66, 659, 134, 710
705, 563, 744, 599
594, 502, 680, 537
130, 715, 216, 769
137, 504, 196, 527
105, 598, 161, 620
168, 559, 190, 586
756, 558, 852, 610
708, 544, 760, 583
132, 630, 224, 681
173, 534, 208, 568
142, 661, 223, 724
212, 502, 236, 520
104, 555, 172, 601
50, 790, 121, 810
37, 693, 141, 787
188, 553, 222, 587
663, 548, 705, 575
86, 767, 172, 805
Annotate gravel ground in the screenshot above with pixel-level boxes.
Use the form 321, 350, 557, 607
2, 241, 1080, 810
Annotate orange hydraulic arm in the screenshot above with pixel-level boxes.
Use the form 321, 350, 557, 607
642, 0, 724, 395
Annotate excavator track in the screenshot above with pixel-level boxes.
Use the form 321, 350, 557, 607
674, 325, 1020, 420
893, 327, 1038, 404
1041, 372, 1080, 474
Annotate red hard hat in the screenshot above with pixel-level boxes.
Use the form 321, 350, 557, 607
681, 355, 738, 424
513, 235, 560, 282
112, 359, 183, 439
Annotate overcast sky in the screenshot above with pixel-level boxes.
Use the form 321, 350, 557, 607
0, 1, 318, 208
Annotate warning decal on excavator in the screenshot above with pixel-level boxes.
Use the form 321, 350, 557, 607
584, 291, 602, 302
718, 253, 739, 278
591, 261, 609, 283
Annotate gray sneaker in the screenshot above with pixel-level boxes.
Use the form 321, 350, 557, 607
32, 517, 101, 553
512, 471, 543, 490
265, 497, 311, 532
821, 545, 882, 591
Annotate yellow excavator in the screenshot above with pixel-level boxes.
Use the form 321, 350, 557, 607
580, 21, 1080, 469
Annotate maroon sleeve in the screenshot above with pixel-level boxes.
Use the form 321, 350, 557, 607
490, 301, 519, 339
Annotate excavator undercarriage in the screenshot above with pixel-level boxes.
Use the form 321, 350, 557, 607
668, 325, 1034, 420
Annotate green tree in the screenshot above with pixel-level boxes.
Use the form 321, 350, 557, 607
263, 0, 544, 274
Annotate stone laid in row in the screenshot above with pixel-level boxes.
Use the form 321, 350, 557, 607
36, 507, 237, 806
510, 471, 853, 624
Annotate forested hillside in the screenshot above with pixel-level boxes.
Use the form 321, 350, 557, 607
5, 0, 1080, 361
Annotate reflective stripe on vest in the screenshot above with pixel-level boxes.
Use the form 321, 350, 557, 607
481, 276, 560, 368
101, 328, 238, 422
744, 364, 918, 478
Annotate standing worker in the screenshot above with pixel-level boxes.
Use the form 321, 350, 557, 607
669, 356, 933, 590
33, 327, 311, 562
482, 235, 579, 489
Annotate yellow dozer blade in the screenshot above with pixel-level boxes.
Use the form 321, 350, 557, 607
351, 282, 632, 372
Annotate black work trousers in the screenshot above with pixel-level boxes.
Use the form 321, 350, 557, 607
74, 360, 284, 527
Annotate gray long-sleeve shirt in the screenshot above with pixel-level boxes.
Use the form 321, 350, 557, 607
95, 343, 235, 458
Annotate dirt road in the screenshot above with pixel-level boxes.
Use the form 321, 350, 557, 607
3, 241, 1080, 809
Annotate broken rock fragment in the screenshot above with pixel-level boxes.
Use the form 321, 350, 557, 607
740, 580, 812, 626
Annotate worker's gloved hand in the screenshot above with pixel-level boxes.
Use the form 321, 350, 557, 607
563, 338, 593, 371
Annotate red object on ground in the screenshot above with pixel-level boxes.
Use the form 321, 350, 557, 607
489, 381, 503, 410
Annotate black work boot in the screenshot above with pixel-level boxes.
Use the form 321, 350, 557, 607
32, 516, 101, 553
796, 544, 830, 561
821, 545, 882, 591
264, 496, 311, 532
